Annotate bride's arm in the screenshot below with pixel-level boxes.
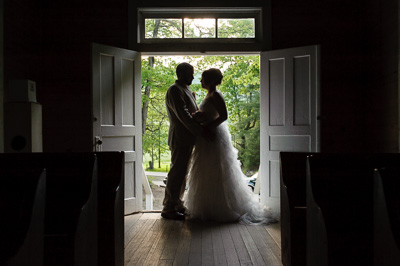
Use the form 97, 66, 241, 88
206, 91, 228, 128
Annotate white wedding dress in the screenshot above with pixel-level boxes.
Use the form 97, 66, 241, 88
184, 95, 277, 224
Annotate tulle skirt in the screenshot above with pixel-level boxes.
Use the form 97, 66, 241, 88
184, 122, 277, 224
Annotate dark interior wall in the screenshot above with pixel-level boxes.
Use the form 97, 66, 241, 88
4, 0, 129, 152
0, 0, 5, 152
271, 0, 398, 153
4, 1, 41, 92
3, 0, 398, 153
366, 0, 399, 152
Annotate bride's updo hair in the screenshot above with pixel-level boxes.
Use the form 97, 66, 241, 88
202, 68, 223, 86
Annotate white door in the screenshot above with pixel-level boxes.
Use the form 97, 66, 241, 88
92, 43, 142, 214
260, 45, 320, 214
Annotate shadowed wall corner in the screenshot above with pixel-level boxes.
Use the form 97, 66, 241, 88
0, 0, 4, 153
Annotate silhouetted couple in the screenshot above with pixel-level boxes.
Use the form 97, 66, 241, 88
162, 62, 276, 224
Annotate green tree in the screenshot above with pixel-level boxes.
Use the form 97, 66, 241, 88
142, 56, 176, 168
142, 19, 182, 169
141, 18, 260, 174
214, 56, 260, 173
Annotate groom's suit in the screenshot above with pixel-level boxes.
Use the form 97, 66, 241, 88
163, 81, 203, 213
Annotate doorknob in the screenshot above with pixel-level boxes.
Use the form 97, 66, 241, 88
95, 136, 103, 145
95, 136, 102, 152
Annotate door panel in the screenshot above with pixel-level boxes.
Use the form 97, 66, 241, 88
92, 43, 142, 214
260, 45, 320, 214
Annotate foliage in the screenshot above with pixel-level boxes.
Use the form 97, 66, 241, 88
145, 19, 182, 38
141, 19, 260, 174
212, 56, 260, 173
218, 19, 255, 38
145, 18, 255, 39
141, 57, 176, 168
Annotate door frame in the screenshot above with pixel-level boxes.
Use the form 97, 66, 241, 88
94, 45, 320, 216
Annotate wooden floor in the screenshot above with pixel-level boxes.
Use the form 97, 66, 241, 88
124, 212, 283, 266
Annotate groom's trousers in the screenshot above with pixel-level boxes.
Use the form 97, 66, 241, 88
162, 144, 194, 213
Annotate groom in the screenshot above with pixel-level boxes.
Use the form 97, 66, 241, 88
162, 62, 205, 220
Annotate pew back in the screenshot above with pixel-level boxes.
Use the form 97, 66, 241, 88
0, 166, 46, 266
374, 167, 400, 266
306, 154, 374, 266
280, 152, 314, 266
0, 152, 126, 266
97, 152, 125, 266
0, 153, 98, 266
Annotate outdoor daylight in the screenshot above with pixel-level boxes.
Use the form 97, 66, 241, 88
142, 55, 261, 210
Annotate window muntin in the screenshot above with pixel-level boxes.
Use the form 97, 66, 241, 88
139, 8, 261, 43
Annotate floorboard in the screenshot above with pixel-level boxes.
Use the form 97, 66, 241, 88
173, 221, 191, 266
201, 221, 214, 265
238, 224, 265, 265
143, 217, 175, 266
211, 222, 228, 266
229, 223, 253, 265
220, 223, 240, 266
188, 220, 202, 266
124, 212, 283, 266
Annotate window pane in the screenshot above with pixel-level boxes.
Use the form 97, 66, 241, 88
184, 19, 215, 38
218, 18, 255, 38
145, 19, 182, 38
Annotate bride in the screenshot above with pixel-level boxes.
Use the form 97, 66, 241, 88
184, 68, 277, 224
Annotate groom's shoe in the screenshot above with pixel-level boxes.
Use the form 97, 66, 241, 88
161, 211, 185, 220
177, 207, 188, 216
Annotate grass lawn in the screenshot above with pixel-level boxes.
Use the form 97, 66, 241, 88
143, 152, 171, 172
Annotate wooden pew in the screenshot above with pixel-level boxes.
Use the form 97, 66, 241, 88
306, 154, 374, 266
0, 166, 46, 266
280, 152, 315, 266
0, 152, 126, 265
41, 153, 98, 266
96, 152, 125, 266
373, 167, 400, 266
0, 153, 98, 266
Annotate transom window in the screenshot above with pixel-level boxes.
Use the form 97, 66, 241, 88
138, 8, 262, 43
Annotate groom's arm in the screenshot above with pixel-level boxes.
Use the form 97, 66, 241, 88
166, 86, 204, 136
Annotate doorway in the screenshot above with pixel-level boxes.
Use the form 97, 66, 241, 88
92, 44, 320, 216
141, 54, 262, 210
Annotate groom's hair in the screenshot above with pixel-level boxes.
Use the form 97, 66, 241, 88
176, 62, 194, 78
